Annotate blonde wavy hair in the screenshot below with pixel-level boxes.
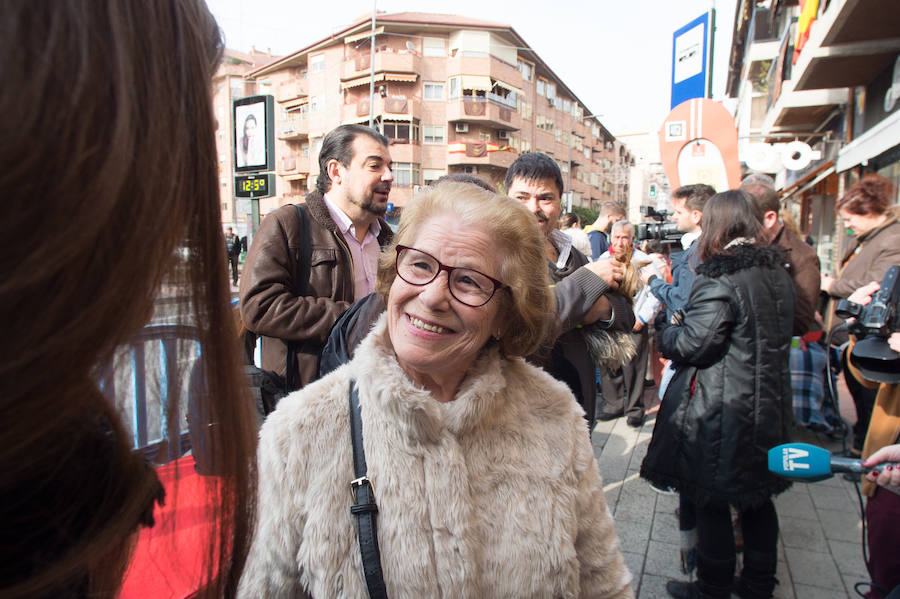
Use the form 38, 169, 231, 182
376, 182, 553, 357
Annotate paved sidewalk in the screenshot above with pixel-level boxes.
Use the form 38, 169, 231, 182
592, 396, 869, 598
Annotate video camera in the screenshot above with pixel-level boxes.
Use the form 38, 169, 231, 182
635, 206, 682, 244
835, 264, 900, 383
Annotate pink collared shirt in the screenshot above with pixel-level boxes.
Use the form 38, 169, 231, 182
323, 194, 382, 300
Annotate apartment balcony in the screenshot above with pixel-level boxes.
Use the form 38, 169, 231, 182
762, 78, 848, 134
446, 55, 524, 92
446, 142, 517, 170
342, 95, 423, 124
791, 0, 900, 92
275, 80, 308, 104
276, 116, 309, 140
277, 155, 310, 180
446, 97, 521, 131
384, 142, 421, 165
341, 50, 421, 82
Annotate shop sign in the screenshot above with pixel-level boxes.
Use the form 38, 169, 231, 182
742, 141, 822, 173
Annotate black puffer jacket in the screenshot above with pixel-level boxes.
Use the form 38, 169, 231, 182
640, 244, 795, 509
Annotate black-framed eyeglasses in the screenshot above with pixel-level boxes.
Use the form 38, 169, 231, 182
394, 245, 506, 307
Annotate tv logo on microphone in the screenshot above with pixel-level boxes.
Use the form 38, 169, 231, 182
782, 448, 811, 472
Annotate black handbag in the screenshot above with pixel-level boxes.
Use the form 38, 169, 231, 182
348, 380, 388, 599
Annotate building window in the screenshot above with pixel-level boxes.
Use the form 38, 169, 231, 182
301, 143, 309, 158
519, 100, 532, 120
310, 96, 323, 112
536, 79, 546, 97
562, 99, 571, 114
423, 37, 446, 57
310, 54, 325, 73
423, 125, 445, 144
449, 76, 460, 99
423, 82, 444, 100
536, 115, 554, 132
545, 82, 556, 100
521, 139, 532, 153
423, 168, 445, 185
382, 120, 420, 143
230, 78, 244, 98
518, 59, 533, 82
392, 162, 421, 187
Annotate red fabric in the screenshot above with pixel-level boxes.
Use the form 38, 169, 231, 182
865, 486, 900, 598
120, 456, 217, 599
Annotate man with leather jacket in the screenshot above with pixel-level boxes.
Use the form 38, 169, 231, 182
240, 125, 394, 390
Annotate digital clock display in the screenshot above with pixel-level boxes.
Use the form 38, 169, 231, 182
234, 174, 274, 198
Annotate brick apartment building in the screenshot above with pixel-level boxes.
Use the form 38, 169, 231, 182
216, 12, 634, 227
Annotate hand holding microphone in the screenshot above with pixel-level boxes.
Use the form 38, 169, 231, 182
767, 443, 900, 482
863, 444, 900, 489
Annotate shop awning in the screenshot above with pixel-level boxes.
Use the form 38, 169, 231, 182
780, 160, 835, 199
492, 79, 524, 96
344, 27, 384, 44
384, 73, 417, 82
836, 110, 900, 173
459, 75, 492, 91
783, 164, 835, 200
341, 73, 386, 90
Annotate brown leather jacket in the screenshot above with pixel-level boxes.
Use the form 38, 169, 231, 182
771, 222, 820, 336
239, 191, 393, 387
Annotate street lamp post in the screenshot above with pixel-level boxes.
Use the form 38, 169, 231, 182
567, 113, 603, 213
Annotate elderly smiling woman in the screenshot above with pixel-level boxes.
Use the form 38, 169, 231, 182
239, 182, 634, 598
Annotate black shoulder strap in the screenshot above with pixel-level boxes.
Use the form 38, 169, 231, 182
348, 380, 388, 599
284, 205, 313, 393
294, 204, 312, 295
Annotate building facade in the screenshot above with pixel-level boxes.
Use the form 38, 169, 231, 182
726, 0, 900, 272
212, 48, 280, 236
234, 12, 632, 225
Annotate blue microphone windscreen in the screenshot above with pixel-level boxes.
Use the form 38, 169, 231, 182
767, 443, 834, 481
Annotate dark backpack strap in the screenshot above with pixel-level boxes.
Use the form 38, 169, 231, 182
284, 204, 313, 393
348, 380, 388, 599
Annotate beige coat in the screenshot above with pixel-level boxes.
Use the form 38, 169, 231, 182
239, 316, 633, 598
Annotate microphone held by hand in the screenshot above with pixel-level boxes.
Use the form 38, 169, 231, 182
767, 443, 900, 482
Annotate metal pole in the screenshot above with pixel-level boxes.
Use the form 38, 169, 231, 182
567, 135, 572, 213
707, 2, 716, 98
368, 1, 376, 128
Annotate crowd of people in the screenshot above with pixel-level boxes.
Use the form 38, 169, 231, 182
4, 2, 900, 598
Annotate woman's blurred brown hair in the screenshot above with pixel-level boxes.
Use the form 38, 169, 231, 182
836, 173, 895, 216
0, 1, 256, 596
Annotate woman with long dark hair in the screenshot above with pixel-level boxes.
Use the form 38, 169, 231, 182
0, 1, 256, 597
641, 190, 795, 599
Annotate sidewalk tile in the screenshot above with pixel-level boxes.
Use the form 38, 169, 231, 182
816, 507, 863, 543
810, 485, 857, 512
793, 583, 849, 599
779, 516, 827, 551
841, 572, 871, 597
621, 550, 645, 581
774, 488, 818, 520
617, 517, 652, 555
774, 559, 795, 599
636, 573, 669, 599
644, 540, 684, 578
614, 491, 655, 524
828, 539, 868, 578
650, 508, 681, 545
784, 546, 845, 589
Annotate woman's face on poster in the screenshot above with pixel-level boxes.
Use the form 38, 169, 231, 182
244, 116, 257, 139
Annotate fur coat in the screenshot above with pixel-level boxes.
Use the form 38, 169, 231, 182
239, 315, 634, 598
